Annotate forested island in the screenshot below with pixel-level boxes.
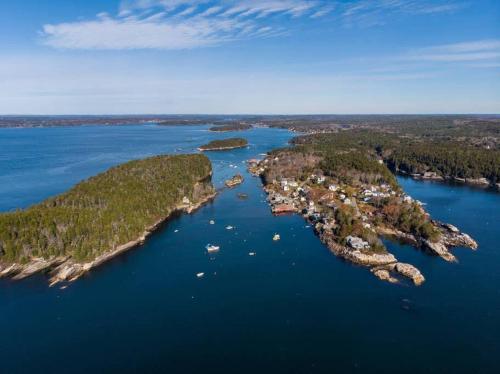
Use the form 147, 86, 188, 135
0, 154, 216, 285
209, 124, 252, 132
249, 133, 478, 285
198, 138, 248, 151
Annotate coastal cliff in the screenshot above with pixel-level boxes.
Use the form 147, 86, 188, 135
0, 154, 216, 285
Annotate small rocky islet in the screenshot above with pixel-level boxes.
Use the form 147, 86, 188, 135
225, 174, 244, 188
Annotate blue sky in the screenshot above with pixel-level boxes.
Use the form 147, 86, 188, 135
0, 0, 499, 114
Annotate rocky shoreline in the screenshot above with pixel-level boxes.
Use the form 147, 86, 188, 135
0, 188, 217, 286
396, 169, 498, 190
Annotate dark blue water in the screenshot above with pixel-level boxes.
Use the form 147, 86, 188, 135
0, 125, 499, 373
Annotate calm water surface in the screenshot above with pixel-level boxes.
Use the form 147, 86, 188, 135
0, 125, 499, 373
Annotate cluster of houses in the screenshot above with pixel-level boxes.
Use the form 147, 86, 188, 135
360, 185, 394, 202
249, 157, 424, 253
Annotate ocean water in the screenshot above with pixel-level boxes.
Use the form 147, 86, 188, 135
0, 125, 499, 373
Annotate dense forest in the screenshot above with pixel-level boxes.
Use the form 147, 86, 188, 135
386, 143, 500, 182
0, 154, 213, 263
286, 132, 398, 189
293, 130, 500, 185
199, 138, 248, 151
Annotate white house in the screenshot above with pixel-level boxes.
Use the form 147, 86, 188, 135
346, 236, 370, 250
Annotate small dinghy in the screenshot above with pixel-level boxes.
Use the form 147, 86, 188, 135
206, 244, 220, 253
273, 234, 280, 241
196, 272, 205, 278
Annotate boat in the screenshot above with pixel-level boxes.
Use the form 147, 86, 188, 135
226, 225, 234, 230
273, 234, 280, 241
196, 272, 205, 278
206, 244, 220, 253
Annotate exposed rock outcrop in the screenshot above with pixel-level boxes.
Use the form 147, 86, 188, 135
225, 174, 244, 188
321, 234, 397, 266
371, 268, 398, 284
394, 263, 425, 285
423, 239, 457, 262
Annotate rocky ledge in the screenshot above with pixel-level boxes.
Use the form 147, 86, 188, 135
372, 263, 425, 286
377, 222, 477, 263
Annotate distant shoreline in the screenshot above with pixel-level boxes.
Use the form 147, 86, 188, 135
1, 114, 498, 129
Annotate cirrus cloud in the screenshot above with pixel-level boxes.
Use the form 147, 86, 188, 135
41, 0, 467, 50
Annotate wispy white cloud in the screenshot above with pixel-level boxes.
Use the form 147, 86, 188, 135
413, 52, 500, 62
405, 39, 500, 63
310, 5, 334, 19
339, 0, 466, 27
42, 0, 322, 50
41, 0, 468, 50
42, 18, 241, 49
199, 6, 223, 17
423, 39, 500, 53
176, 6, 198, 17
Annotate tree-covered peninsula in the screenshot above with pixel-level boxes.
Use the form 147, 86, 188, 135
249, 133, 477, 285
198, 138, 248, 151
0, 154, 216, 284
